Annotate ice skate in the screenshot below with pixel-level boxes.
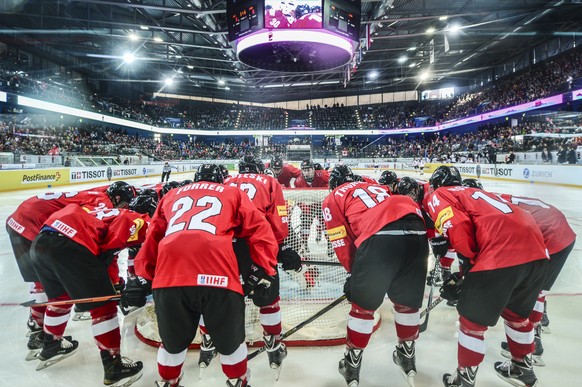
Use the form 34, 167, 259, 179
226, 369, 251, 387
198, 334, 217, 379
25, 321, 44, 361
393, 341, 417, 386
101, 350, 143, 387
264, 335, 287, 381
36, 336, 79, 371
154, 372, 183, 387
442, 366, 477, 387
72, 305, 91, 321
338, 347, 362, 387
494, 355, 538, 387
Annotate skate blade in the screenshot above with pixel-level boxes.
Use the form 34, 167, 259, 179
270, 363, 283, 381
107, 370, 143, 387
398, 369, 416, 387
347, 381, 359, 387
25, 349, 41, 361
532, 355, 545, 367
500, 348, 511, 360
495, 372, 537, 387
540, 325, 551, 334
72, 312, 91, 321
36, 348, 78, 371
198, 364, 208, 380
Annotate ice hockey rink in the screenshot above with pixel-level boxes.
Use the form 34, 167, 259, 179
0, 168, 580, 387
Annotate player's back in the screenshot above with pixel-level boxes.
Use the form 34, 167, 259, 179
7, 190, 112, 241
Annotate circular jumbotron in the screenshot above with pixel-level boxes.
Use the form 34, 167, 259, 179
235, 29, 355, 72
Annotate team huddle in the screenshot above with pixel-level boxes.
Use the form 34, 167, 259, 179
6, 156, 575, 387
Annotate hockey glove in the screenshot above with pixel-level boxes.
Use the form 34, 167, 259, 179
429, 236, 449, 259
343, 274, 352, 302
121, 276, 152, 308
277, 244, 302, 272
242, 264, 274, 297
98, 249, 118, 266
439, 272, 463, 301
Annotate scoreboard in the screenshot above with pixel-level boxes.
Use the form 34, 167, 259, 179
227, 0, 263, 41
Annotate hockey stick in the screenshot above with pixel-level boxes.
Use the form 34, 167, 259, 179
299, 260, 342, 267
419, 259, 442, 333
248, 294, 347, 361
419, 276, 464, 333
20, 294, 120, 308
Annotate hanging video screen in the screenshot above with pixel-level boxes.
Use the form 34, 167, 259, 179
264, 0, 323, 29
324, 0, 360, 41
227, 0, 264, 41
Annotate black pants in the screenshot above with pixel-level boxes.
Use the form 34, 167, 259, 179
350, 216, 428, 311
6, 225, 36, 282
30, 231, 116, 312
544, 241, 575, 290
153, 286, 245, 355
161, 171, 171, 182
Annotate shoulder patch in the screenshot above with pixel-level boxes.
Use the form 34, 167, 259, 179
327, 225, 347, 241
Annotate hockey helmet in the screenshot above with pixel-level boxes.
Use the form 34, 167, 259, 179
397, 177, 421, 202
329, 165, 355, 190
300, 159, 316, 182
462, 178, 483, 190
180, 179, 193, 187
219, 165, 230, 179
429, 166, 462, 189
129, 195, 158, 217
139, 188, 160, 202
161, 181, 181, 197
194, 164, 224, 184
239, 155, 265, 174
106, 181, 137, 209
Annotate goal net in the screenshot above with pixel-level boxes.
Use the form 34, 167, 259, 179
135, 188, 381, 348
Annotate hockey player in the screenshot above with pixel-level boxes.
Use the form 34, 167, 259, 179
425, 166, 549, 387
485, 191, 575, 366
197, 155, 302, 375
294, 159, 330, 188
29, 202, 150, 386
125, 164, 279, 387
322, 165, 429, 387
461, 178, 483, 190
6, 181, 136, 358
268, 155, 301, 188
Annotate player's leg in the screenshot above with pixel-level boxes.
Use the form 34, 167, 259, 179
153, 287, 200, 387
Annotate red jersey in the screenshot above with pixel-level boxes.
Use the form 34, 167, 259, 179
293, 12, 322, 29
294, 169, 330, 188
42, 205, 149, 256
358, 175, 378, 184
134, 181, 278, 295
265, 9, 290, 29
136, 182, 165, 199
272, 163, 301, 188
496, 193, 576, 255
224, 173, 288, 244
322, 181, 424, 272
7, 190, 113, 241
424, 186, 548, 272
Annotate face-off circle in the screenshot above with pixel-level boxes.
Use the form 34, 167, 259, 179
236, 29, 355, 72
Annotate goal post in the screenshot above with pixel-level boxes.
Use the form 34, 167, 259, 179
134, 188, 381, 348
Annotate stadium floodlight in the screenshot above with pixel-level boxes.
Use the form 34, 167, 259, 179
448, 23, 460, 33
368, 70, 379, 80
153, 36, 163, 43
218, 79, 226, 85
128, 33, 138, 41
398, 55, 408, 63
419, 70, 430, 81
123, 52, 135, 64
164, 77, 174, 86
426, 27, 435, 34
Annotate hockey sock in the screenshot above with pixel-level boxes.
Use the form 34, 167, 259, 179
199, 315, 209, 335
528, 291, 546, 326
501, 308, 534, 361
30, 282, 47, 328
439, 249, 456, 270
43, 294, 73, 339
220, 342, 248, 380
346, 303, 375, 349
393, 303, 420, 342
90, 302, 121, 354
458, 315, 487, 368
157, 346, 187, 383
259, 297, 282, 336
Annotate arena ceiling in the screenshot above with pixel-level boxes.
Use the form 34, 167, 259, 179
1, 0, 581, 103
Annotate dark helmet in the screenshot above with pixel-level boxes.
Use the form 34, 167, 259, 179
161, 181, 181, 197
239, 155, 265, 174
300, 159, 316, 182
219, 165, 229, 179
314, 162, 323, 170
140, 188, 160, 202
462, 178, 483, 190
329, 165, 355, 190
429, 166, 462, 189
129, 195, 158, 217
271, 154, 283, 167
194, 164, 224, 184
106, 181, 136, 208
378, 170, 398, 186
300, 159, 315, 170
264, 168, 276, 178
180, 179, 193, 187
397, 177, 421, 202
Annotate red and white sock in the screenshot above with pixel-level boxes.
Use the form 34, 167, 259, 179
457, 316, 488, 368
346, 303, 375, 349
43, 294, 72, 339
393, 303, 420, 342
90, 302, 120, 354
157, 346, 187, 384
260, 297, 282, 336
502, 308, 534, 361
